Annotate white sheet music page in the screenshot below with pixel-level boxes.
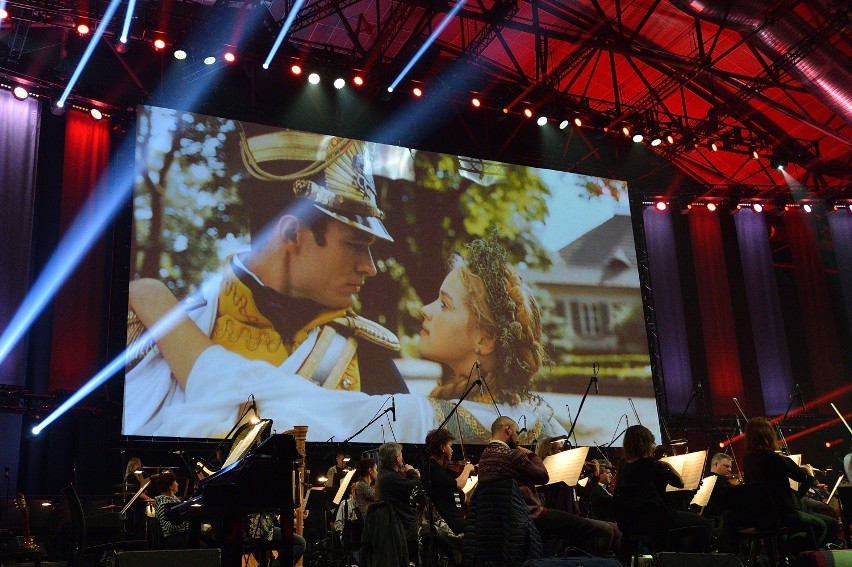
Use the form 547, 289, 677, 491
462, 476, 478, 495
787, 454, 802, 491
333, 469, 357, 505
659, 450, 707, 491
690, 474, 719, 508
540, 446, 589, 487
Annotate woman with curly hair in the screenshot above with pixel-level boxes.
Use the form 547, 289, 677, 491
418, 236, 566, 442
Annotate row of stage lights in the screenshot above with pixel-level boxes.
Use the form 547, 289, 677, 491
2, 83, 109, 121
646, 199, 852, 214
0, 9, 805, 165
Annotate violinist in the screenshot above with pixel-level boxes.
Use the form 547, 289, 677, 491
424, 428, 474, 536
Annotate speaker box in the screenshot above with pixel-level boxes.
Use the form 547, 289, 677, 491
799, 550, 852, 567
115, 548, 221, 567
656, 552, 744, 567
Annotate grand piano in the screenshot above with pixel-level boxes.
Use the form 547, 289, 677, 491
169, 425, 300, 567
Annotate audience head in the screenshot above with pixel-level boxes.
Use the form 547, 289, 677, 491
744, 417, 778, 453
622, 425, 656, 461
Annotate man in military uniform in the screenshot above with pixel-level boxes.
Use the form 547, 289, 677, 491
124, 128, 407, 436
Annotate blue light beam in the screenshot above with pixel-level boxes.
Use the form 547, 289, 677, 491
57, 0, 123, 107
0, 165, 133, 368
262, 0, 307, 69
31, 301, 190, 435
387, 0, 466, 92
119, 0, 137, 43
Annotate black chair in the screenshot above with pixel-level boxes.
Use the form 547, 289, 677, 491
63, 486, 148, 567
462, 478, 543, 567
722, 482, 803, 567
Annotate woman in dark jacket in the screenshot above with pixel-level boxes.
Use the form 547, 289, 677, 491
743, 416, 830, 548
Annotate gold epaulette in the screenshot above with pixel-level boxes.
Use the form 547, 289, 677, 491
329, 315, 400, 351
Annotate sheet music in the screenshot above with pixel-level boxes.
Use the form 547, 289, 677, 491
826, 475, 844, 503
462, 476, 478, 495
660, 450, 707, 491
333, 469, 357, 505
690, 474, 718, 509
540, 446, 589, 487
787, 454, 802, 491
222, 420, 271, 468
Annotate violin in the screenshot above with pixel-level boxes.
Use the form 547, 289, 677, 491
447, 460, 478, 477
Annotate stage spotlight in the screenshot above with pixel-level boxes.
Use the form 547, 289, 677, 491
536, 116, 547, 126
750, 148, 759, 160
308, 72, 320, 84
471, 97, 481, 108
708, 140, 719, 152
753, 203, 763, 213
650, 133, 662, 146
89, 108, 103, 121
51, 102, 65, 116
523, 108, 533, 118
632, 132, 644, 143
353, 75, 364, 86
707, 202, 717, 212
223, 52, 236, 63
12, 86, 28, 101
665, 132, 675, 145
0, 8, 8, 20
621, 125, 630, 137
333, 77, 345, 89
290, 64, 302, 75
412, 87, 422, 97
573, 116, 583, 127
655, 201, 667, 212
77, 23, 90, 36
770, 155, 787, 170
559, 120, 569, 130
203, 56, 216, 65
174, 49, 187, 60
153, 38, 166, 50
115, 40, 128, 53
803, 203, 812, 213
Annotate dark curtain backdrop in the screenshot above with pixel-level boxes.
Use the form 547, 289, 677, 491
642, 207, 694, 413
828, 211, 852, 344
47, 110, 111, 392
0, 89, 41, 387
734, 209, 793, 415
688, 208, 745, 413
783, 210, 845, 395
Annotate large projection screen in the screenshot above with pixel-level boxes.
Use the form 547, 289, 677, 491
124, 105, 662, 445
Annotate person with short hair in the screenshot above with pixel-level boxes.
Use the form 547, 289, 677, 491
353, 458, 378, 518
325, 450, 350, 489
126, 131, 407, 437
152, 471, 193, 549
423, 428, 475, 536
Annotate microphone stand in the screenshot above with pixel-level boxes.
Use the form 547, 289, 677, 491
341, 407, 394, 445
423, 379, 483, 567
775, 392, 798, 455
564, 373, 598, 449
668, 383, 701, 451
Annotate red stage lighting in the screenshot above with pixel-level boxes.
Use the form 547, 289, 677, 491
153, 38, 166, 50
223, 52, 236, 63
573, 117, 583, 127
752, 203, 763, 213
471, 97, 481, 108
523, 108, 533, 118
412, 87, 422, 97
803, 203, 813, 213
290, 64, 302, 75
77, 23, 90, 35
707, 202, 717, 212
0, 8, 9, 20
90, 108, 103, 121
353, 76, 364, 86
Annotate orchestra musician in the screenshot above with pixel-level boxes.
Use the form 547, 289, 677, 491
615, 425, 711, 553
325, 450, 350, 490
844, 440, 852, 484
152, 471, 199, 549
375, 442, 421, 559
532, 435, 620, 556
423, 428, 475, 536
742, 417, 832, 549
353, 458, 378, 519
